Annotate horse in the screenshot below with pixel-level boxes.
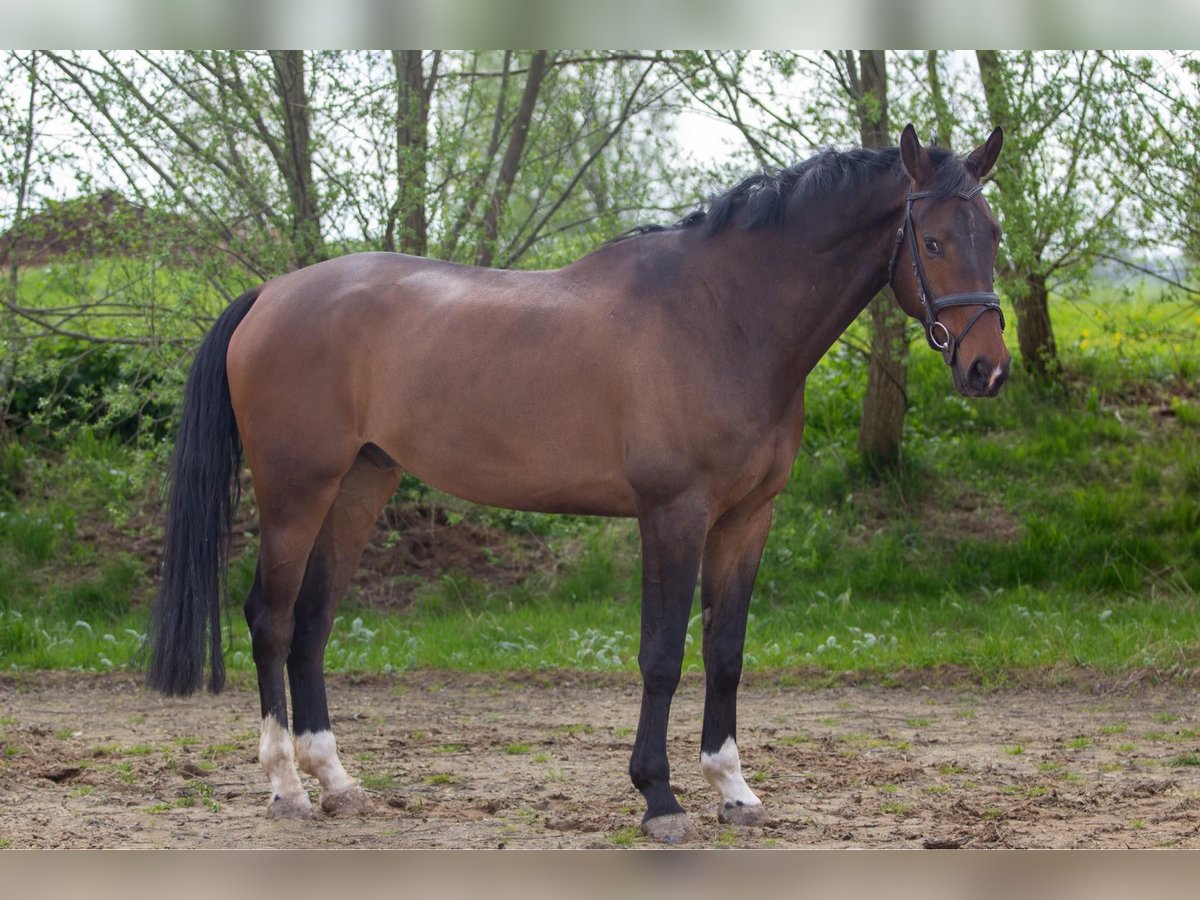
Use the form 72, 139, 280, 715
146, 124, 1009, 842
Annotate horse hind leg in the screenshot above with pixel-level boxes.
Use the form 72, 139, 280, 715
289, 449, 402, 816
243, 449, 354, 820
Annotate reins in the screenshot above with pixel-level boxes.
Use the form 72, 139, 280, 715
887, 183, 1005, 366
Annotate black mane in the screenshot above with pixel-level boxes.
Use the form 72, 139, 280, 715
610, 145, 974, 243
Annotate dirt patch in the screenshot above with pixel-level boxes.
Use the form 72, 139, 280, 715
2, 671, 1199, 848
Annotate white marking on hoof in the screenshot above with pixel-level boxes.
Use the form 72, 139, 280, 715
641, 812, 698, 844
260, 715, 311, 818
296, 730, 357, 795
700, 737, 763, 823
296, 729, 369, 816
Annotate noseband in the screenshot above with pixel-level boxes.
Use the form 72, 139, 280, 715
886, 183, 1005, 366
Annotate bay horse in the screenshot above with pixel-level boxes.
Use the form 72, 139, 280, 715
146, 124, 1009, 842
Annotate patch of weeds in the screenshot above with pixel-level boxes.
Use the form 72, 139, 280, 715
547, 767, 567, 783
426, 772, 457, 785
0, 715, 16, 726
533, 752, 551, 764
173, 736, 201, 748
128, 714, 146, 725
1115, 742, 1136, 753
924, 784, 952, 794
91, 743, 118, 757
409, 730, 425, 741
503, 743, 531, 755
1065, 736, 1092, 750
1156, 712, 1181, 724
1099, 723, 1128, 735
716, 829, 739, 848
514, 806, 538, 824
906, 717, 933, 728
1145, 731, 1171, 742
196, 781, 219, 812
1098, 762, 1124, 773
557, 723, 595, 736
1037, 761, 1063, 773
881, 800, 912, 815
608, 826, 641, 847
1061, 771, 1083, 782
55, 728, 76, 740
433, 743, 463, 754
750, 769, 769, 784
778, 734, 811, 746
1005, 743, 1025, 756
124, 744, 153, 755
1024, 785, 1050, 798
891, 740, 911, 752
113, 762, 136, 784
1131, 818, 1147, 830
69, 785, 94, 798
613, 726, 633, 738
203, 742, 240, 758
880, 783, 901, 794
955, 708, 977, 720
361, 772, 396, 791
981, 805, 1003, 820
937, 763, 966, 775
1168, 753, 1200, 768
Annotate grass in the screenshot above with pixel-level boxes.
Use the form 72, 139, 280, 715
0, 277, 1198, 683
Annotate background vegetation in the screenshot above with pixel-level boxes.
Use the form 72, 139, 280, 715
0, 50, 1197, 683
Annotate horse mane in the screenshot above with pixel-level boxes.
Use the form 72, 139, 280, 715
609, 145, 975, 244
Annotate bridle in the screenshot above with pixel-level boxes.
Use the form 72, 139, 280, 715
886, 183, 1005, 366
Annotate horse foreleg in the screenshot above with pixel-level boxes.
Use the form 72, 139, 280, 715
699, 501, 773, 826
291, 454, 402, 816
629, 496, 708, 843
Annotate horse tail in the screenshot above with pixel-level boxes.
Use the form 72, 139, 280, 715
145, 287, 260, 696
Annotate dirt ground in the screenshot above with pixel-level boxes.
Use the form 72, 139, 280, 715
1, 670, 1198, 849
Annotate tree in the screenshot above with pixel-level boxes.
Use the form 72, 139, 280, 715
972, 51, 1147, 385
847, 51, 911, 473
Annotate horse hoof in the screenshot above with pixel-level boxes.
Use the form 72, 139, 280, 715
321, 786, 372, 817
267, 794, 314, 821
641, 813, 699, 844
718, 800, 766, 826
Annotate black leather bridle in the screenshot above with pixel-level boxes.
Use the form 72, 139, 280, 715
887, 183, 1005, 366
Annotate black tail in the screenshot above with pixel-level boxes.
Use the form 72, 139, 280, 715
146, 287, 260, 696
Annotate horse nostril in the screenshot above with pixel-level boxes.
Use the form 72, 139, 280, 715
967, 358, 1007, 395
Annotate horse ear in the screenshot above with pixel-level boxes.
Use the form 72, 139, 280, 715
899, 124, 932, 184
965, 126, 1003, 180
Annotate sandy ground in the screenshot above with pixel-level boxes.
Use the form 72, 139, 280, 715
1, 670, 1198, 849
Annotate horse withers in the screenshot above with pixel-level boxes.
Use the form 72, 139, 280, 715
146, 125, 1008, 842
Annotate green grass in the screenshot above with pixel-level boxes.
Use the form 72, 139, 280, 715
1, 279, 1198, 683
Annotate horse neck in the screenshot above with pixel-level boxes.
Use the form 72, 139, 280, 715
700, 177, 907, 388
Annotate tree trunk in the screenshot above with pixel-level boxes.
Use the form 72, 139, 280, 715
925, 51, 953, 147
854, 50, 910, 474
384, 50, 431, 256
269, 50, 323, 268
975, 50, 1060, 383
476, 51, 548, 268
1015, 272, 1061, 382
1, 52, 38, 429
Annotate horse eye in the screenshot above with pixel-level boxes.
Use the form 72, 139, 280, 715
924, 238, 942, 254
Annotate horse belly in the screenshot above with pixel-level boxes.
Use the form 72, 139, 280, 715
366, 356, 637, 517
